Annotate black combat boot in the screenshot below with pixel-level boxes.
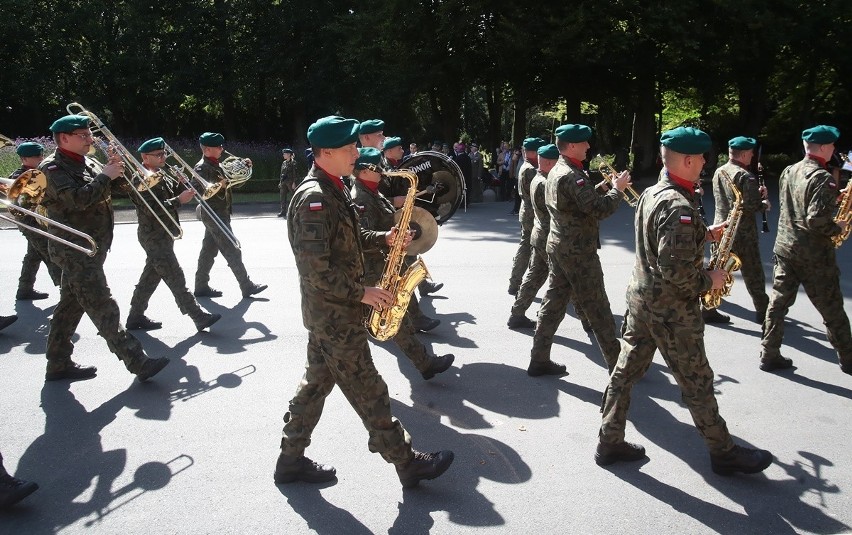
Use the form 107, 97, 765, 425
16, 289, 49, 301
415, 316, 441, 332
595, 441, 647, 466
710, 445, 773, 475
527, 360, 568, 377
242, 283, 268, 298
0, 473, 38, 508
422, 354, 455, 380
134, 357, 170, 382
194, 286, 223, 298
396, 450, 454, 488
274, 453, 337, 484
45, 360, 97, 382
0, 315, 18, 331
126, 315, 163, 331
507, 314, 536, 330
194, 312, 222, 332
702, 308, 730, 324
759, 355, 793, 372
418, 280, 443, 296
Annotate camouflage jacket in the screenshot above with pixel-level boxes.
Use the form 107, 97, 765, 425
132, 170, 185, 242
712, 160, 764, 233
351, 178, 396, 283
39, 150, 117, 257
627, 173, 713, 315
529, 170, 550, 250
517, 160, 537, 232
774, 156, 843, 259
545, 156, 624, 257
194, 157, 231, 216
288, 165, 388, 329
279, 159, 297, 187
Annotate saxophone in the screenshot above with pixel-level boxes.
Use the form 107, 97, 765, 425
367, 167, 432, 341
702, 173, 743, 309
832, 179, 852, 248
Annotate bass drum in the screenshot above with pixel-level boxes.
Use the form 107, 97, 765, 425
398, 151, 464, 225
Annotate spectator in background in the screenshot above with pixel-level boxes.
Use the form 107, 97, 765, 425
469, 143, 484, 202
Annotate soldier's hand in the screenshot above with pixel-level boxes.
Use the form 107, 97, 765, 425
102, 159, 125, 180
0, 183, 8, 195
706, 221, 727, 242
613, 170, 632, 192
178, 189, 194, 203
708, 269, 728, 290
244, 158, 252, 167
362, 287, 394, 309
759, 185, 768, 199
386, 227, 413, 248
762, 199, 772, 213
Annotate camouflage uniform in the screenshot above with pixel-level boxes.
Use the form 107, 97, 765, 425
279, 158, 297, 213
193, 157, 255, 293
711, 160, 769, 315
351, 179, 434, 374
530, 157, 623, 370
128, 172, 210, 324
760, 156, 852, 367
281, 166, 414, 466
599, 173, 736, 455
38, 151, 151, 374
511, 169, 551, 316
508, 160, 537, 290
8, 166, 62, 292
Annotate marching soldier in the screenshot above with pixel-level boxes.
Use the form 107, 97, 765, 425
192, 132, 267, 299
703, 136, 770, 324
597, 126, 773, 475
358, 119, 385, 150
508, 137, 546, 296
0, 450, 38, 507
527, 125, 629, 376
7, 142, 61, 300
274, 115, 453, 487
759, 125, 852, 374
278, 147, 297, 217
125, 137, 221, 332
350, 147, 454, 379
39, 114, 169, 382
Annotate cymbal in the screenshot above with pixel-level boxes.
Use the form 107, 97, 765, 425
395, 206, 438, 255
431, 170, 458, 205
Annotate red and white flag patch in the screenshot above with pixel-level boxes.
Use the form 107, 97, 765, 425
576, 178, 586, 187
679, 214, 692, 224
309, 202, 323, 211
828, 181, 837, 189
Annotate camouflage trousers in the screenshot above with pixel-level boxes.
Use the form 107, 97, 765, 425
730, 229, 769, 313
279, 182, 293, 213
511, 243, 549, 317
530, 251, 620, 370
508, 224, 532, 289
761, 253, 852, 365
17, 226, 61, 292
46, 250, 147, 372
130, 237, 206, 322
280, 327, 414, 465
600, 308, 736, 455
195, 206, 251, 292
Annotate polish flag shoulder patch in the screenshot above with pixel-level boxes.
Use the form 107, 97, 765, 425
679, 214, 692, 224
575, 178, 586, 187
828, 181, 837, 189
309, 202, 323, 211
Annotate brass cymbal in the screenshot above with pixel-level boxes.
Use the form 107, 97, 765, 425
395, 206, 438, 255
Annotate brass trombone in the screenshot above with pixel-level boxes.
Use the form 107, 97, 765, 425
161, 142, 241, 249
597, 155, 641, 207
65, 102, 183, 240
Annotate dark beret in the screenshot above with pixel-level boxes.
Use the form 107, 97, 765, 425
537, 144, 559, 159
522, 137, 547, 151
307, 116, 359, 148
137, 137, 165, 153
555, 124, 592, 143
355, 147, 382, 170
660, 126, 711, 155
199, 132, 225, 147
49, 114, 91, 133
383, 136, 402, 150
801, 125, 840, 144
281, 147, 294, 155
728, 136, 756, 150
358, 119, 384, 135
16, 142, 44, 157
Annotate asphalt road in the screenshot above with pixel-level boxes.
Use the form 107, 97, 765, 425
0, 194, 850, 534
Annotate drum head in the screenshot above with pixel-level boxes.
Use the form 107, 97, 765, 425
399, 151, 464, 225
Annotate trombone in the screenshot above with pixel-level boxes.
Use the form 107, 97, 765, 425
66, 102, 183, 240
0, 169, 98, 257
161, 142, 241, 249
597, 155, 641, 207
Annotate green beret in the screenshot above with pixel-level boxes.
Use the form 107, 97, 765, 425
307, 115, 360, 148
728, 136, 756, 150
49, 114, 91, 133
555, 124, 592, 143
199, 132, 224, 147
16, 142, 44, 157
137, 137, 165, 153
355, 147, 382, 170
358, 119, 384, 135
522, 137, 547, 150
660, 126, 711, 155
802, 125, 840, 144
537, 144, 559, 159
383, 136, 402, 150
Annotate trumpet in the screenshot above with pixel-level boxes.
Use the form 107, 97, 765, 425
597, 155, 641, 207
220, 150, 252, 188
66, 102, 182, 240
161, 142, 240, 249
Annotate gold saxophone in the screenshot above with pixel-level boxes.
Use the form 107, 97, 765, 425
367, 167, 431, 341
702, 173, 743, 309
832, 179, 852, 248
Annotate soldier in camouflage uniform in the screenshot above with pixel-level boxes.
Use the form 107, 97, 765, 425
704, 136, 770, 324
38, 114, 169, 382
596, 126, 773, 475
527, 125, 630, 377
192, 132, 266, 299
350, 147, 454, 380
0, 450, 38, 508
125, 137, 221, 332
507, 137, 546, 296
274, 116, 453, 488
759, 125, 852, 375
278, 148, 297, 217
7, 142, 61, 300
